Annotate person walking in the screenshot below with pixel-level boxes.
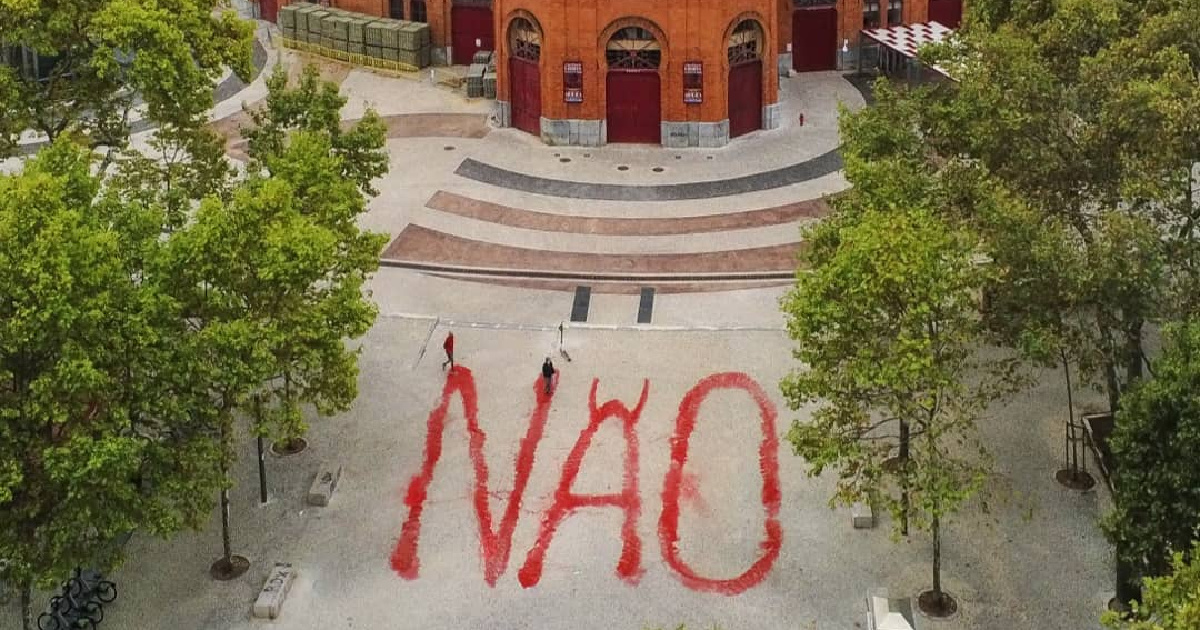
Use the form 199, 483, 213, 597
442, 332, 455, 369
541, 357, 555, 394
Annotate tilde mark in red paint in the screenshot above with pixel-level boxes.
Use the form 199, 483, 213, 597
390, 365, 558, 585
658, 372, 783, 596
517, 379, 650, 588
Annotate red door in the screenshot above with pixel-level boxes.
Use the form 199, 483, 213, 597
509, 57, 541, 135
606, 72, 660, 144
929, 0, 963, 28
792, 7, 838, 72
451, 5, 494, 65
261, 0, 278, 23
728, 61, 762, 139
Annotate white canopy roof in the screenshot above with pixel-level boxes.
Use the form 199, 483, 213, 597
861, 21, 955, 78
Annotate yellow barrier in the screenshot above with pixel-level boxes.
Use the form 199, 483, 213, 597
280, 37, 421, 75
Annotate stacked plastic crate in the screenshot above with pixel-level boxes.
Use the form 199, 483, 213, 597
324, 12, 351, 53
278, 3, 298, 42
397, 22, 432, 69
277, 5, 432, 71
308, 6, 330, 50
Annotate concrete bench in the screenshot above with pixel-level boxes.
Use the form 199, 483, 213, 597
306, 463, 343, 507
252, 563, 296, 620
852, 501, 875, 529
867, 588, 917, 630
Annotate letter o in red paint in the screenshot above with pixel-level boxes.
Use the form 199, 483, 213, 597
658, 372, 783, 595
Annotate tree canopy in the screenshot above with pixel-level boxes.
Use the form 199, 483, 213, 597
1103, 541, 1200, 630
1104, 320, 1200, 583
0, 0, 253, 154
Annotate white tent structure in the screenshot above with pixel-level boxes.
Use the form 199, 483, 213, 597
859, 20, 955, 81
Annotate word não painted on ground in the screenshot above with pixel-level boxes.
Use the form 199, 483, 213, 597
391, 367, 781, 595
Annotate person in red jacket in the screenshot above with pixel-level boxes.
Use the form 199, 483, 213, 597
442, 332, 455, 369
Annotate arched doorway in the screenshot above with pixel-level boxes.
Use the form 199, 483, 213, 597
451, 0, 494, 65
792, 0, 837, 72
728, 19, 764, 138
508, 17, 542, 135
605, 26, 662, 144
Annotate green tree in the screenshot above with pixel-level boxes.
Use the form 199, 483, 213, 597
0, 141, 225, 630
1103, 541, 1200, 630
0, 0, 253, 157
847, 0, 1200, 413
159, 67, 387, 576
782, 206, 1022, 615
1103, 321, 1200, 589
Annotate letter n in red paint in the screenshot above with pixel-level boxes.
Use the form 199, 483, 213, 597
659, 372, 782, 595
517, 379, 649, 587
391, 366, 556, 585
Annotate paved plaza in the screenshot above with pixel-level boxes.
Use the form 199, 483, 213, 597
3, 25, 1116, 630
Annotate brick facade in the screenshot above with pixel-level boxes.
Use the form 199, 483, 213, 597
279, 0, 958, 145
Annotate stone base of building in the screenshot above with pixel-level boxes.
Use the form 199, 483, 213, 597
540, 117, 605, 146
777, 53, 792, 79
432, 47, 450, 67
764, 102, 782, 130
495, 100, 511, 128
661, 120, 730, 148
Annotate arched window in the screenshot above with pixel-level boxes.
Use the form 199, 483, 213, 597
509, 17, 541, 61
727, 20, 763, 65
606, 26, 661, 69
410, 0, 427, 23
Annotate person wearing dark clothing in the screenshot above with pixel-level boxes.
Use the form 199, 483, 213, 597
541, 357, 555, 394
442, 332, 455, 369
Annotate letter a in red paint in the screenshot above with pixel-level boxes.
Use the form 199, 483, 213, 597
659, 372, 783, 595
391, 365, 557, 585
517, 379, 649, 588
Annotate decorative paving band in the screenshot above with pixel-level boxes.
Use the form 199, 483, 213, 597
424, 191, 829, 235
381, 225, 802, 278
452, 149, 843, 201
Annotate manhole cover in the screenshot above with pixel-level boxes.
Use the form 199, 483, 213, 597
553, 152, 560, 157
706, 155, 714, 160
652, 167, 664, 173
617, 165, 629, 171
443, 146, 455, 151
675, 155, 682, 160
560, 157, 571, 163
583, 153, 591, 158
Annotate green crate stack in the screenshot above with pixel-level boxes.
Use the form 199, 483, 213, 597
364, 20, 389, 46
365, 44, 383, 59
324, 15, 350, 40
278, 4, 297, 40
308, 8, 330, 46
294, 4, 316, 32
483, 70, 497, 99
348, 17, 372, 43
466, 63, 486, 98
378, 20, 403, 49
382, 47, 400, 62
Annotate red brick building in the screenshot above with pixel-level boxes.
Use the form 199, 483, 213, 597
291, 0, 963, 146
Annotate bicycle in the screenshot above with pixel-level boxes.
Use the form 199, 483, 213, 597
65, 568, 116, 604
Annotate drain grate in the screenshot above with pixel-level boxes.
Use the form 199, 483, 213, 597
570, 286, 592, 322
637, 287, 655, 324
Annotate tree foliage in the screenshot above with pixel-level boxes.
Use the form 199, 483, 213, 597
848, 0, 1200, 411
1103, 321, 1200, 583
1103, 541, 1200, 630
782, 200, 1022, 607
0, 140, 226, 630
0, 0, 253, 154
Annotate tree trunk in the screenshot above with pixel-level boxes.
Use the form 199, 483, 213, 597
931, 513, 942, 603
21, 579, 33, 630
255, 395, 268, 504
218, 415, 233, 566
1124, 320, 1144, 385
1063, 351, 1078, 474
899, 419, 910, 537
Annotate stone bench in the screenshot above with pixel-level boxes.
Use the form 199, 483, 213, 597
306, 463, 343, 507
867, 588, 917, 630
252, 563, 296, 620
852, 501, 875, 529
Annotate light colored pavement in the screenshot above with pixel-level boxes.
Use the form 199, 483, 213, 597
63, 320, 1112, 630
1, 27, 1117, 630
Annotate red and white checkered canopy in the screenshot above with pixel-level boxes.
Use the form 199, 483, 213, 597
861, 21, 955, 77
862, 21, 954, 58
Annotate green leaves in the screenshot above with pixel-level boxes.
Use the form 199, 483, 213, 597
1103, 321, 1200, 583
0, 0, 253, 154
1103, 541, 1200, 630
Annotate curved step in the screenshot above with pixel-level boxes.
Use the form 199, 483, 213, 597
381, 225, 803, 278
425, 190, 829, 235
